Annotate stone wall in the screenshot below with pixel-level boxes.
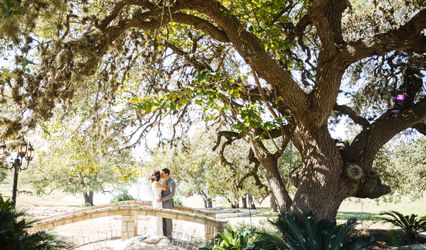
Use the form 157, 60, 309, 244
29, 201, 227, 241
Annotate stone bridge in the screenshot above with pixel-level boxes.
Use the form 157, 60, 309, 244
29, 201, 227, 241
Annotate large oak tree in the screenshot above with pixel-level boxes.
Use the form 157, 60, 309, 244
1, 0, 425, 220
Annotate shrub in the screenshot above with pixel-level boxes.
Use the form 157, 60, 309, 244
174, 197, 183, 206
379, 211, 426, 243
0, 195, 72, 250
110, 191, 135, 203
254, 213, 374, 250
366, 229, 406, 247
200, 213, 375, 250
199, 225, 258, 250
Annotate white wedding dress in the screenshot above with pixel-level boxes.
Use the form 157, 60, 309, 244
151, 181, 163, 236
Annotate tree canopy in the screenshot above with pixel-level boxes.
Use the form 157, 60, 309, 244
20, 103, 139, 205
0, 0, 425, 220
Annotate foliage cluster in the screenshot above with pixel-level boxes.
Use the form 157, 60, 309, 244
373, 136, 426, 201
0, 195, 72, 250
380, 211, 426, 244
110, 191, 135, 203
199, 225, 258, 250
20, 106, 140, 205
200, 212, 374, 250
256, 214, 373, 250
173, 197, 183, 206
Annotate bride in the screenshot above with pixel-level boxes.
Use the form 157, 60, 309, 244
150, 171, 166, 236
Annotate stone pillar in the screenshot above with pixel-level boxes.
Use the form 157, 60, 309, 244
204, 223, 215, 242
216, 221, 226, 234
121, 215, 138, 240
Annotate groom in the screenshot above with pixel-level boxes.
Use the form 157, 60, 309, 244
159, 168, 176, 238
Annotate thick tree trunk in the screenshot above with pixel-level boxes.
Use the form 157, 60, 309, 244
241, 196, 247, 209
83, 190, 94, 206
200, 191, 213, 208
207, 198, 213, 208
248, 195, 256, 209
290, 125, 356, 221
226, 197, 239, 208
202, 198, 213, 208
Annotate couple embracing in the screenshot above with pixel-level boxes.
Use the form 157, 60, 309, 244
150, 168, 176, 238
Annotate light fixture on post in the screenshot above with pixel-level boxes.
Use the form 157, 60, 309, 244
18, 139, 28, 157
26, 143, 34, 162
0, 139, 35, 207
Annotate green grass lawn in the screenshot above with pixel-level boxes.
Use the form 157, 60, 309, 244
339, 196, 426, 217
336, 211, 379, 221
252, 195, 426, 223
255, 210, 380, 222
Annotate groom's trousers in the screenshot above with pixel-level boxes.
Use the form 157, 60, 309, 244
162, 200, 173, 238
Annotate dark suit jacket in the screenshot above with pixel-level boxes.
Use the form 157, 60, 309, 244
162, 178, 176, 209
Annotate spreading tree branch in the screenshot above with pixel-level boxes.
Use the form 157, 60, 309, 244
413, 122, 426, 135
307, 0, 351, 125
348, 97, 426, 169
311, 0, 349, 51
96, 0, 156, 30
180, 0, 309, 116
165, 41, 213, 71
341, 9, 426, 65
333, 104, 370, 128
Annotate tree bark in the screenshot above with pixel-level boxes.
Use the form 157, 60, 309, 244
83, 190, 94, 206
200, 190, 213, 208
270, 194, 278, 212
203, 198, 213, 208
264, 159, 292, 212
241, 196, 247, 209
249, 136, 292, 212
290, 125, 356, 220
248, 195, 256, 209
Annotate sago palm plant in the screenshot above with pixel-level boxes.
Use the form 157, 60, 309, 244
380, 211, 426, 243
254, 213, 374, 250
0, 195, 72, 250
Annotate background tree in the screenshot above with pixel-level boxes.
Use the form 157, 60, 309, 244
25, 136, 138, 206
20, 81, 140, 205
372, 136, 426, 201
393, 137, 426, 198
145, 129, 269, 208
0, 0, 425, 220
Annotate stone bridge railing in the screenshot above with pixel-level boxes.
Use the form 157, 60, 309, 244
28, 201, 227, 241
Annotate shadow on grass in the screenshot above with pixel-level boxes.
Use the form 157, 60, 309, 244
251, 208, 380, 222
337, 211, 379, 221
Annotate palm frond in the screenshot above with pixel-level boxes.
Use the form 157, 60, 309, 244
0, 195, 72, 249
302, 214, 320, 249
329, 218, 357, 250
255, 231, 288, 250
255, 212, 375, 250
380, 210, 426, 243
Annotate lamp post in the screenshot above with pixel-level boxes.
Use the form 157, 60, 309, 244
0, 140, 34, 207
